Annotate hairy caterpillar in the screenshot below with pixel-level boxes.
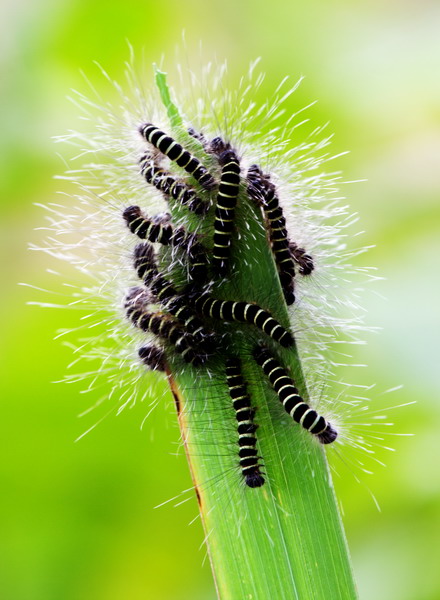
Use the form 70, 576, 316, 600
139, 153, 209, 215
191, 292, 293, 348
212, 146, 241, 275
226, 357, 265, 488
254, 346, 337, 444
139, 123, 216, 190
247, 164, 297, 305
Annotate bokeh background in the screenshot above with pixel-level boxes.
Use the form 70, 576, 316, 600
1, 1, 439, 598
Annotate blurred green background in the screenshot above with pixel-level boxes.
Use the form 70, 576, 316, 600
1, 1, 439, 598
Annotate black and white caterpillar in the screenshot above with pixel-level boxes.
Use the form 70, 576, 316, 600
139, 123, 216, 190
254, 346, 337, 444
192, 292, 293, 348
226, 357, 265, 488
139, 153, 209, 215
211, 142, 241, 275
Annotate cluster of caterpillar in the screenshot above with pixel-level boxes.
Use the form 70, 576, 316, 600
123, 123, 336, 489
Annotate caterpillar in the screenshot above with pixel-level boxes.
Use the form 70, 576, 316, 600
247, 166, 314, 278
124, 287, 205, 366
123, 206, 208, 282
192, 292, 293, 348
138, 123, 216, 190
253, 346, 337, 444
133, 242, 211, 346
289, 241, 314, 276
138, 344, 167, 372
212, 148, 241, 275
247, 165, 296, 305
139, 153, 208, 215
226, 357, 265, 488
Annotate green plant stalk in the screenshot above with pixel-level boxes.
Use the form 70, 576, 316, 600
157, 69, 358, 600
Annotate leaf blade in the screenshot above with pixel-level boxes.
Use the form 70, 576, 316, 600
158, 69, 358, 600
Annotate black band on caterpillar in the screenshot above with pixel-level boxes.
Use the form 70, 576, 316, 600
138, 344, 167, 372
212, 149, 241, 275
289, 241, 314, 276
139, 154, 208, 215
253, 346, 337, 444
192, 293, 293, 348
125, 288, 204, 366
123, 206, 208, 282
247, 165, 296, 305
226, 358, 265, 488
133, 243, 211, 345
138, 123, 216, 191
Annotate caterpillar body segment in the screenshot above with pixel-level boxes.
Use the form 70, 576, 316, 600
139, 123, 216, 191
247, 165, 296, 305
253, 346, 337, 444
226, 357, 265, 488
192, 293, 293, 348
246, 163, 271, 205
279, 278, 295, 305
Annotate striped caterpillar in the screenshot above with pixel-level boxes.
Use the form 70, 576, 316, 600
139, 123, 216, 190
211, 144, 241, 275
254, 346, 337, 444
226, 357, 265, 488
139, 153, 209, 215
191, 292, 293, 348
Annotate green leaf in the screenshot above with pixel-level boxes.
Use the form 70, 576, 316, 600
156, 70, 358, 600
154, 65, 183, 129
154, 66, 211, 159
